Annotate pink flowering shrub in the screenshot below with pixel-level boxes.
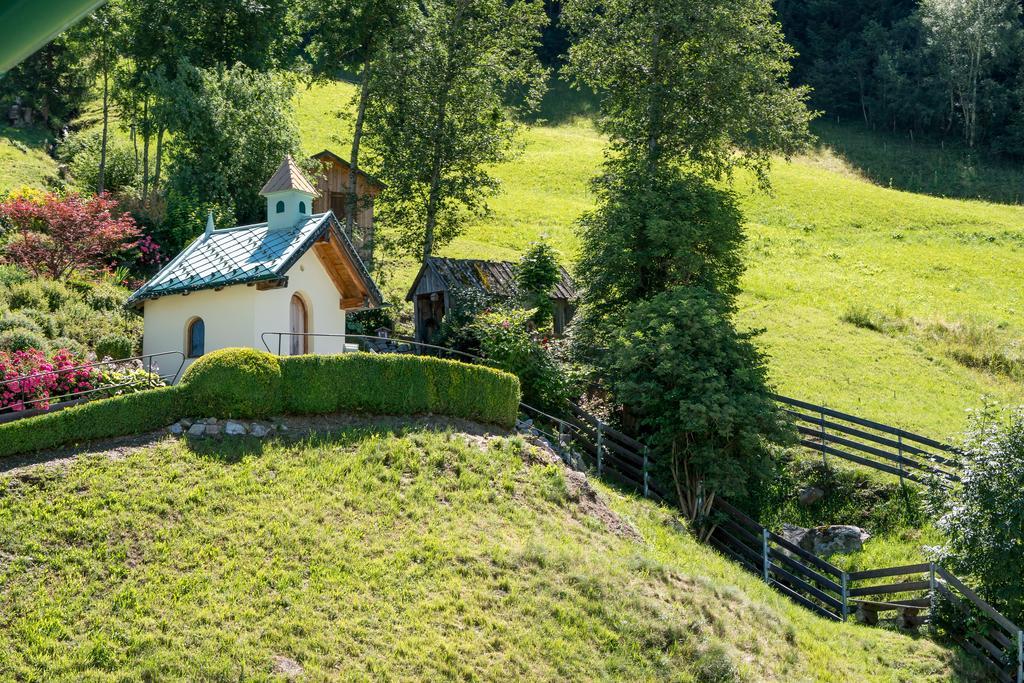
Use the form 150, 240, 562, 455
0, 348, 98, 412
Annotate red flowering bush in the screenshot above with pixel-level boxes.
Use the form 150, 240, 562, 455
0, 348, 98, 412
0, 192, 140, 280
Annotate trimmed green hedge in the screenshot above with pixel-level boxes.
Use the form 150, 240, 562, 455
180, 347, 284, 419
279, 353, 520, 426
0, 349, 521, 458
0, 386, 187, 458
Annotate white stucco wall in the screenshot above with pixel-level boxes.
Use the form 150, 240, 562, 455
141, 248, 348, 381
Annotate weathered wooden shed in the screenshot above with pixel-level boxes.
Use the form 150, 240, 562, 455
310, 149, 385, 267
405, 257, 578, 342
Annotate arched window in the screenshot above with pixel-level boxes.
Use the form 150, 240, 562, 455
275, 200, 285, 214
299, 200, 307, 214
186, 318, 205, 358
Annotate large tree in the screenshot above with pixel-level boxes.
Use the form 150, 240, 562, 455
366, 0, 549, 260
154, 61, 300, 249
920, 0, 1022, 148
563, 0, 813, 184
299, 0, 414, 244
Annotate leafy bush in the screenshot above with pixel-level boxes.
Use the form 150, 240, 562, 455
436, 285, 500, 352
39, 279, 74, 311
7, 281, 48, 310
0, 386, 186, 458
63, 130, 140, 194
279, 353, 519, 427
937, 403, 1024, 624
96, 334, 135, 360
0, 312, 42, 335
470, 308, 568, 414
516, 240, 561, 329
0, 348, 95, 412
85, 282, 126, 312
0, 328, 48, 353
606, 287, 791, 532
49, 336, 88, 358
180, 348, 284, 419
0, 264, 29, 287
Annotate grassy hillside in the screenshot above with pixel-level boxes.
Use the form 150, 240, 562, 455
0, 425, 976, 681
0, 125, 58, 190
291, 80, 1024, 438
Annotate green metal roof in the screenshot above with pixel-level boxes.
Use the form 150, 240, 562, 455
127, 211, 381, 308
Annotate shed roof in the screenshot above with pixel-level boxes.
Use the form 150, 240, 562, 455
260, 155, 318, 196
311, 149, 386, 190
405, 257, 577, 302
127, 211, 381, 308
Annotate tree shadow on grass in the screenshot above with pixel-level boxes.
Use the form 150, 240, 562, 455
809, 120, 1024, 205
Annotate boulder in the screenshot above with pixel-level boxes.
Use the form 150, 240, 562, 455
797, 486, 825, 506
224, 421, 247, 436
187, 423, 205, 437
206, 424, 222, 437
251, 424, 269, 437
168, 423, 184, 436
781, 523, 869, 557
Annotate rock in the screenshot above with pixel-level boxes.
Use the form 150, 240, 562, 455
168, 423, 184, 435
271, 655, 303, 679
180, 418, 194, 428
798, 486, 825, 506
225, 421, 246, 436
206, 424, 221, 436
203, 417, 218, 425
251, 424, 269, 437
187, 423, 205, 437
781, 523, 869, 557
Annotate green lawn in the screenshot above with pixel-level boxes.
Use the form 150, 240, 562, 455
0, 125, 58, 191
0, 426, 977, 681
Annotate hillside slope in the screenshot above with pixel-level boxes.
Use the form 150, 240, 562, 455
0, 423, 975, 681
293, 81, 1024, 438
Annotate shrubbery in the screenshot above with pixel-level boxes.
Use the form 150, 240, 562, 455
938, 403, 1024, 624
180, 348, 285, 419
0, 348, 522, 458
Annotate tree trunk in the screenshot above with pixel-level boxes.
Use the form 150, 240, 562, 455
153, 126, 165, 194
141, 98, 151, 206
97, 46, 109, 195
348, 59, 373, 238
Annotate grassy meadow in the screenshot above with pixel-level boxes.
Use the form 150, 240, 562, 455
2, 77, 1024, 437
0, 427, 978, 681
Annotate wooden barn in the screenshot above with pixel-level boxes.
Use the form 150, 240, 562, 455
310, 149, 385, 267
405, 257, 578, 342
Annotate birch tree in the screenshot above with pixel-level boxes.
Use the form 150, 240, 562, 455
366, 0, 549, 260
920, 0, 1021, 148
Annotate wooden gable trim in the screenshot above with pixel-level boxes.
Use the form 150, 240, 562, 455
311, 227, 372, 309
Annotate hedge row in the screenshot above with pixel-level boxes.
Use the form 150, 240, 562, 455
0, 348, 521, 459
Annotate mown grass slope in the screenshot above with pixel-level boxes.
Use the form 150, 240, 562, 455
0, 125, 58, 190
0, 425, 976, 681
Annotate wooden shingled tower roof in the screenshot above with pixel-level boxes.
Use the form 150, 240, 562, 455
260, 155, 318, 196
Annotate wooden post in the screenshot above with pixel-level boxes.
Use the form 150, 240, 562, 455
596, 422, 604, 476
819, 407, 828, 469
762, 529, 771, 584
929, 562, 937, 634
897, 434, 905, 486
557, 421, 566, 464
642, 446, 650, 498
1017, 629, 1022, 683
841, 571, 849, 621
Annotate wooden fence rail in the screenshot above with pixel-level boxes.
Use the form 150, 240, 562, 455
773, 394, 963, 486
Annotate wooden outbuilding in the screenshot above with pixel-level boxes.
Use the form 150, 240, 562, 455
310, 149, 385, 267
405, 257, 578, 342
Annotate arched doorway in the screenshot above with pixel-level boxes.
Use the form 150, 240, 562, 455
290, 294, 308, 355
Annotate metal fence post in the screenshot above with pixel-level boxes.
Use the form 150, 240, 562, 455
642, 446, 650, 498
762, 529, 771, 584
841, 571, 849, 621
596, 421, 604, 476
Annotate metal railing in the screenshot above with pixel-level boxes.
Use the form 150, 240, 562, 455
0, 351, 185, 423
